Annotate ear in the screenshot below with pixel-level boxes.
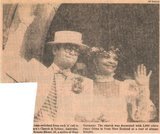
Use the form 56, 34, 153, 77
93, 58, 97, 66
93, 58, 99, 73
52, 47, 57, 55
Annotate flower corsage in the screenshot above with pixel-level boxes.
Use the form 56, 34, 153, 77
71, 76, 84, 94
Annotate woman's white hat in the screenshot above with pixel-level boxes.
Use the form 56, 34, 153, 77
47, 31, 88, 50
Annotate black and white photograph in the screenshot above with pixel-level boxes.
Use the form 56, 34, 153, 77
1, 2, 159, 133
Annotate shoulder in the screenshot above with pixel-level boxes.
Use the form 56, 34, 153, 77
29, 58, 47, 71
29, 58, 48, 76
73, 74, 93, 84
122, 79, 140, 97
123, 79, 136, 86
115, 79, 137, 95
72, 74, 93, 93
121, 79, 139, 91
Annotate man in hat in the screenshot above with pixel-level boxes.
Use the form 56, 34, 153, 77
2, 31, 94, 123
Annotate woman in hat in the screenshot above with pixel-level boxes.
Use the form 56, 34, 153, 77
86, 46, 157, 122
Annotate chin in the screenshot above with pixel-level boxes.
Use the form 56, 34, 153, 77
63, 61, 76, 69
103, 69, 115, 75
103, 72, 114, 75
65, 57, 76, 62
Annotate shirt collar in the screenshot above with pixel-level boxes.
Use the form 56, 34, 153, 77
51, 63, 61, 73
51, 63, 71, 75
94, 74, 115, 82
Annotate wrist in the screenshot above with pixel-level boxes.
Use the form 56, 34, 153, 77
138, 86, 150, 100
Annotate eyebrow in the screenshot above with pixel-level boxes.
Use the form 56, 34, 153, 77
65, 45, 77, 48
102, 54, 118, 59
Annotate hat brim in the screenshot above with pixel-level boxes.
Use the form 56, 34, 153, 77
47, 41, 89, 50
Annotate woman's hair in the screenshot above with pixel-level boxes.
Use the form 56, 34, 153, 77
86, 46, 121, 79
89, 46, 120, 59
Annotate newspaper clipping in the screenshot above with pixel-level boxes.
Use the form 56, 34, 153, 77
1, 0, 159, 133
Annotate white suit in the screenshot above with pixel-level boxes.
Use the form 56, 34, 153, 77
2, 58, 94, 123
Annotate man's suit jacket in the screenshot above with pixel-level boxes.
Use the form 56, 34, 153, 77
2, 58, 94, 122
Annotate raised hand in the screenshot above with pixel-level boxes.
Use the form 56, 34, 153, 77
134, 64, 152, 86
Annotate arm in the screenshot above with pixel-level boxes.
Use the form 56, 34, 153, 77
2, 5, 35, 83
3, 58, 47, 83
127, 64, 157, 122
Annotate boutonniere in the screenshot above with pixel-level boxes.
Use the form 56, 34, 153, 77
71, 76, 84, 94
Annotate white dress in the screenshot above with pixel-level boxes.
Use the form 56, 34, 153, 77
91, 75, 156, 122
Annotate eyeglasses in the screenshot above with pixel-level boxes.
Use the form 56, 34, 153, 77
63, 45, 80, 56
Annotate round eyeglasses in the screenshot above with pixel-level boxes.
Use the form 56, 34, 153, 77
63, 45, 80, 56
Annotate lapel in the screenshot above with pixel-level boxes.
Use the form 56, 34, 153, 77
34, 65, 53, 114
34, 62, 72, 114
34, 62, 94, 116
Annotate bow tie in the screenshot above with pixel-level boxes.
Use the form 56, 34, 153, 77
53, 69, 74, 80
57, 70, 71, 77
52, 65, 74, 79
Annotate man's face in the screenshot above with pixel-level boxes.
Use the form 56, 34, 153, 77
95, 51, 118, 75
53, 44, 80, 69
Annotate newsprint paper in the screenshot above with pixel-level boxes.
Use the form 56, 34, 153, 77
0, 0, 160, 133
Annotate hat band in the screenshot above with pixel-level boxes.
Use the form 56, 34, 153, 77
53, 40, 82, 45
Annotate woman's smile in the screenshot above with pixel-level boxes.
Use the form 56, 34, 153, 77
103, 62, 116, 67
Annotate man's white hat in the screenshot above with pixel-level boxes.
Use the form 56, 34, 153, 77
48, 31, 88, 50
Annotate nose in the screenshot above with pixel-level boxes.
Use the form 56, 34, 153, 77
69, 49, 79, 56
107, 60, 117, 66
69, 49, 75, 55
108, 61, 115, 64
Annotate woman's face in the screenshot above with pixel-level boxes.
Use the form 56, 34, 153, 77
95, 51, 118, 75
